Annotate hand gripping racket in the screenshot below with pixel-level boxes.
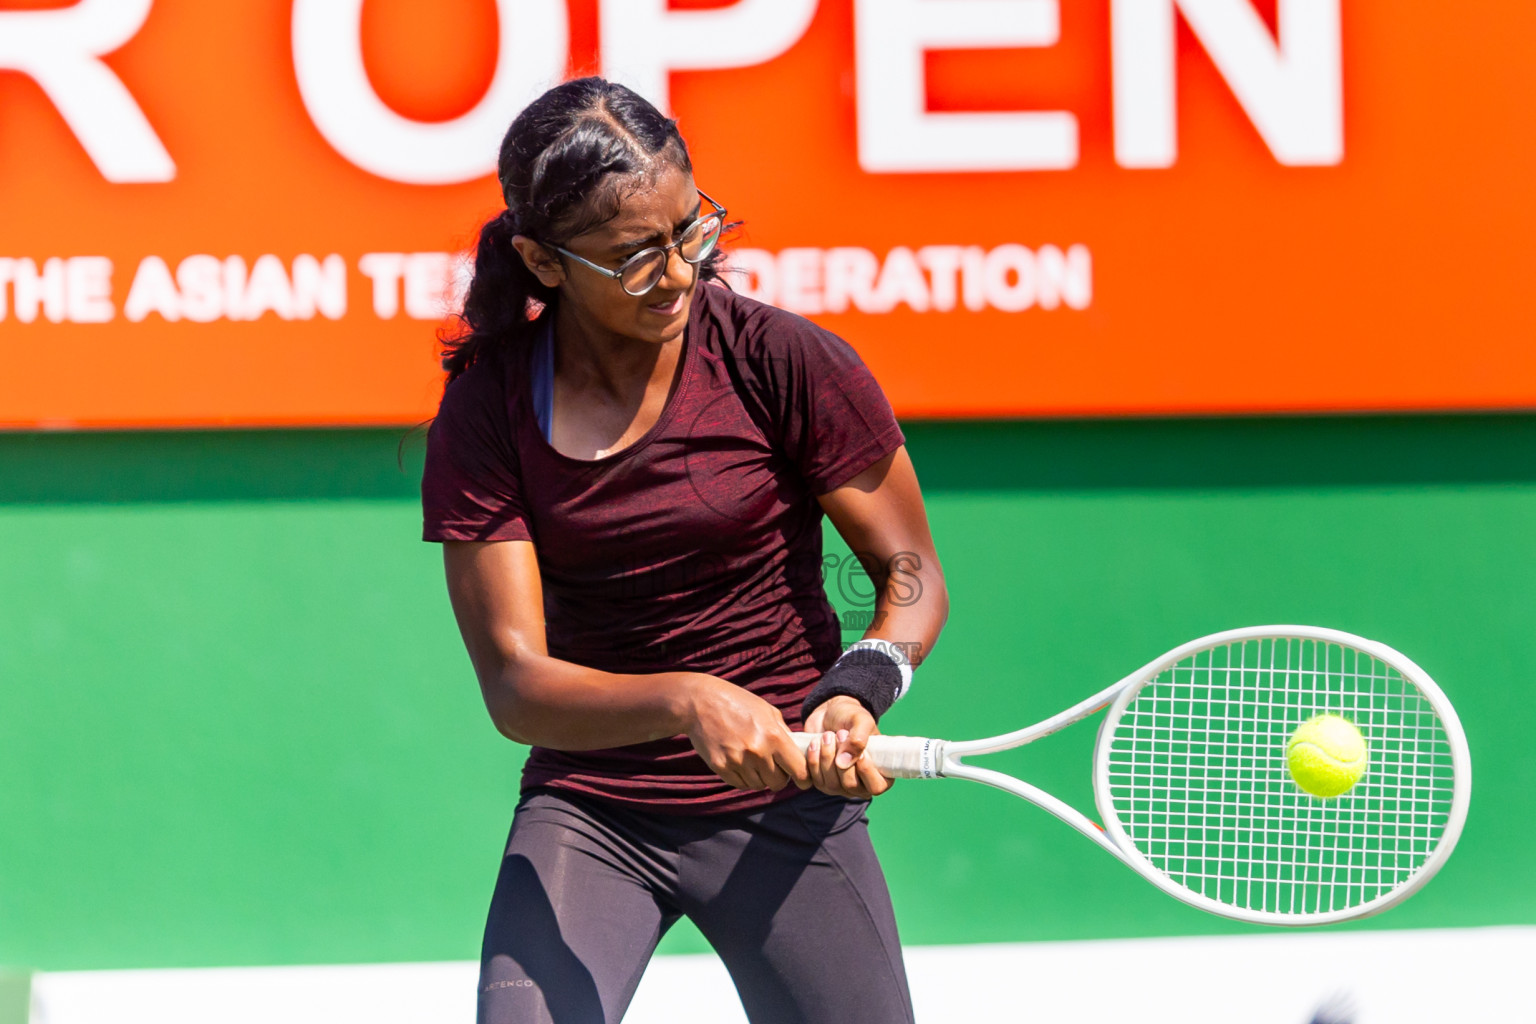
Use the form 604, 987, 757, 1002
794, 625, 1471, 926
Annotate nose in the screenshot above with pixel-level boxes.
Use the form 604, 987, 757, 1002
659, 243, 694, 291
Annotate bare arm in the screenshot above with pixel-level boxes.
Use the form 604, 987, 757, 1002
818, 445, 949, 669
441, 539, 808, 790
803, 445, 949, 797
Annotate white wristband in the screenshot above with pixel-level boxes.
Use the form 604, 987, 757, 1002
841, 638, 914, 702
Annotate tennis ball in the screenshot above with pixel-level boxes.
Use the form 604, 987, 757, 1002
1286, 714, 1368, 798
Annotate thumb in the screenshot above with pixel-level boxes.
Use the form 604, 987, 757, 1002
836, 714, 876, 770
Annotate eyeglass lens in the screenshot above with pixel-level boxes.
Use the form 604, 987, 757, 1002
619, 213, 724, 295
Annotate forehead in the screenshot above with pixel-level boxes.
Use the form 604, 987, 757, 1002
574, 164, 698, 242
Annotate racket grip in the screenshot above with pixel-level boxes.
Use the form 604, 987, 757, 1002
789, 732, 945, 779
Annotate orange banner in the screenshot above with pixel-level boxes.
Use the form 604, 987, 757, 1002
1, 0, 1533, 427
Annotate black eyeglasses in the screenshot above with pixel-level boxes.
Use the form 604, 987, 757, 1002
549, 190, 727, 297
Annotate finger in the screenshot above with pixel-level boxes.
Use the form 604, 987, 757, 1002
846, 712, 876, 751
720, 750, 765, 790
808, 730, 838, 793
853, 751, 892, 797
834, 728, 859, 771
794, 732, 818, 789
805, 731, 827, 790
832, 729, 866, 790
815, 736, 863, 798
761, 761, 791, 792
791, 743, 813, 789
716, 766, 750, 790
772, 731, 811, 789
748, 748, 791, 791
837, 713, 875, 770
746, 736, 791, 791
821, 730, 844, 791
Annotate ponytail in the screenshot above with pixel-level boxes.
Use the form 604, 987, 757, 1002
442, 211, 553, 383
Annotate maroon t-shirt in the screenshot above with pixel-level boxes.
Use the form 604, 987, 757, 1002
421, 281, 905, 814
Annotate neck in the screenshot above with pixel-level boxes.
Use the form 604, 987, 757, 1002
552, 302, 678, 399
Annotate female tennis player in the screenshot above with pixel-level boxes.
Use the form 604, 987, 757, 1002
422, 77, 948, 1024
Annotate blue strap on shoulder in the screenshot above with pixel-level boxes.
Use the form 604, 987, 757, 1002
531, 316, 554, 443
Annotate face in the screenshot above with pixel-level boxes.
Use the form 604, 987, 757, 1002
516, 162, 703, 347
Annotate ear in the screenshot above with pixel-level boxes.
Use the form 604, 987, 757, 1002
511, 235, 566, 288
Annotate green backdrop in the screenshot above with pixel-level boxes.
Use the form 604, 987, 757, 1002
2, 416, 1533, 970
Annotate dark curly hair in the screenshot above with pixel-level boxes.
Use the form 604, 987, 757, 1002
441, 77, 724, 383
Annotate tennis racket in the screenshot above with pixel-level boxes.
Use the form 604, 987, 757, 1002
793, 625, 1471, 926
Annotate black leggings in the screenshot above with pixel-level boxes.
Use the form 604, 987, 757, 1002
477, 788, 916, 1024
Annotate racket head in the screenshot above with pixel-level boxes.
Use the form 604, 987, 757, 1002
1091, 625, 1471, 926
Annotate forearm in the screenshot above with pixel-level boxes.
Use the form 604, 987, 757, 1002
477, 651, 703, 750
804, 557, 948, 721
859, 556, 949, 667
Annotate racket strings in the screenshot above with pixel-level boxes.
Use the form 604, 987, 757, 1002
1103, 638, 1455, 919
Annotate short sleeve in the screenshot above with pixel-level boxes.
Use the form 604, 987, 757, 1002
747, 307, 906, 495
420, 361, 533, 543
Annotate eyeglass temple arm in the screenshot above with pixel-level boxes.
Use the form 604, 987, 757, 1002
549, 188, 726, 275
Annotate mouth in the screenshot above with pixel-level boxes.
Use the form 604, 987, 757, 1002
645, 292, 686, 316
